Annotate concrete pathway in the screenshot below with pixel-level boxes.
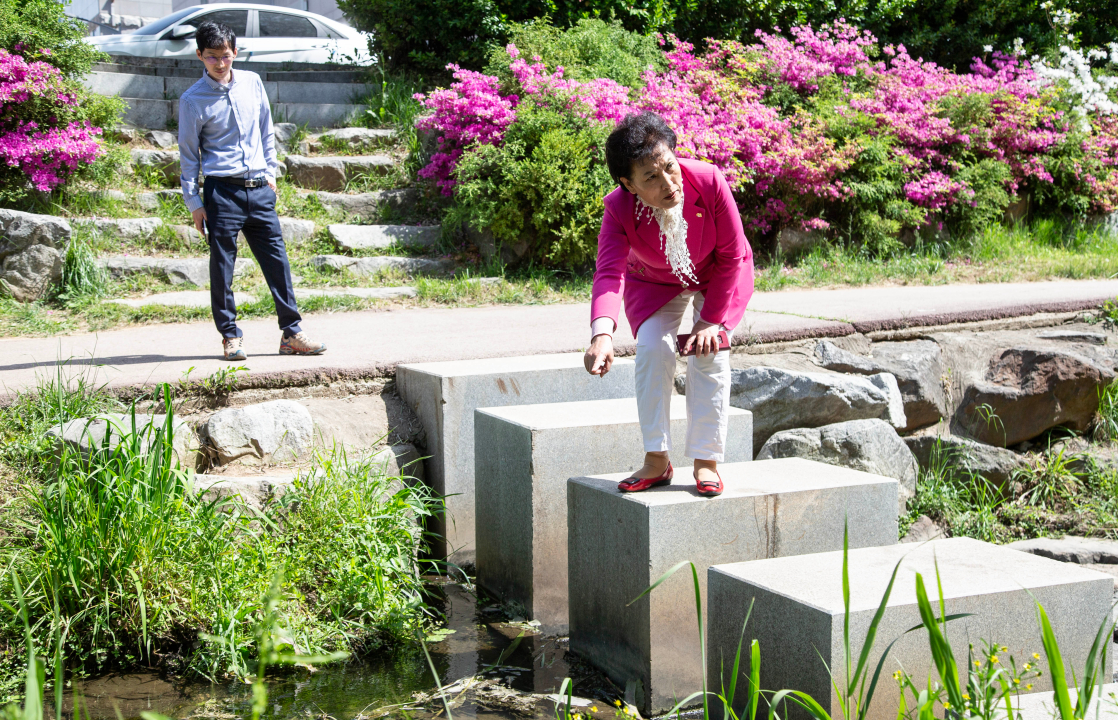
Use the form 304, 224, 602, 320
1, 279, 1115, 396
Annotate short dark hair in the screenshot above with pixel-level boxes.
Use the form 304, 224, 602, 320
605, 112, 678, 191
196, 21, 237, 52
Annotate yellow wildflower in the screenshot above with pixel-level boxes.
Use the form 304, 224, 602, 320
1027, 685, 1034, 690
1024, 664, 1031, 670
974, 660, 982, 667
991, 655, 1000, 664
1033, 653, 1040, 660
944, 703, 952, 710
1014, 679, 1020, 686
963, 694, 971, 701
1000, 646, 1008, 652
614, 701, 622, 707
592, 708, 599, 713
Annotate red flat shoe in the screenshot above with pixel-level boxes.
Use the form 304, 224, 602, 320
618, 462, 674, 492
695, 467, 723, 497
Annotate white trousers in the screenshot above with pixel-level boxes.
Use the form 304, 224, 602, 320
634, 291, 731, 462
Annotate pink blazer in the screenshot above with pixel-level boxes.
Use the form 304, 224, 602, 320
590, 158, 755, 336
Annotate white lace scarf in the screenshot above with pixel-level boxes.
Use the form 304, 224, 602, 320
635, 195, 697, 285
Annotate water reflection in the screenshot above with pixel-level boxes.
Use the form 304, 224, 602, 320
63, 578, 575, 720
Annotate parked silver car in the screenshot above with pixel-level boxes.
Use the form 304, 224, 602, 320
86, 4, 373, 65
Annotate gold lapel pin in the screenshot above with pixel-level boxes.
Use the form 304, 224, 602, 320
696, 212, 703, 218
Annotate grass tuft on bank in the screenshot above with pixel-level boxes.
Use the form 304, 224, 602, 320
0, 371, 442, 693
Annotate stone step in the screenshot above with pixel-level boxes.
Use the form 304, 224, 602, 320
312, 127, 397, 151
284, 155, 395, 192
396, 354, 638, 562
475, 396, 754, 634
328, 224, 440, 251
109, 290, 253, 308
296, 188, 417, 219
130, 148, 180, 183
115, 97, 366, 131
568, 457, 899, 715
294, 286, 416, 300
708, 538, 1115, 720
73, 216, 162, 240
101, 55, 369, 79
310, 254, 454, 277
98, 256, 255, 287
84, 71, 374, 105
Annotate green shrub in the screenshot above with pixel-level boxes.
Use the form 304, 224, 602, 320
487, 18, 665, 91
447, 99, 614, 271
0, 0, 104, 78
335, 0, 508, 75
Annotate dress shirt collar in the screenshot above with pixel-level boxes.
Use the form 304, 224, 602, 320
202, 67, 236, 91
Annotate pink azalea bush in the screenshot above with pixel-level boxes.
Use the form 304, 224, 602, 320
416, 21, 1118, 265
0, 48, 105, 195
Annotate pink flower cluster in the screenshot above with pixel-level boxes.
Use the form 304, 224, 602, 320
416, 21, 1118, 227
0, 122, 103, 191
0, 48, 103, 192
904, 171, 968, 210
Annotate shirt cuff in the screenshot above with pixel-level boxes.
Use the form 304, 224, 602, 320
183, 193, 204, 213
590, 316, 615, 340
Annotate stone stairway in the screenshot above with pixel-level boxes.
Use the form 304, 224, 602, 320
84, 54, 373, 129
395, 352, 1118, 717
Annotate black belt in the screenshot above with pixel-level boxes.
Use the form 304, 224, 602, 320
210, 175, 268, 188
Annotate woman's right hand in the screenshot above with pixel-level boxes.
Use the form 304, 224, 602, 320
584, 334, 615, 376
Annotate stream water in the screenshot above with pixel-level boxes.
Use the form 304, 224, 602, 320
65, 578, 592, 720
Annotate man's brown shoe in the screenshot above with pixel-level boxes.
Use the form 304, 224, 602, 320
279, 332, 326, 356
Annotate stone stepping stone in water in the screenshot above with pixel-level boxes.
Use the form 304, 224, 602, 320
98, 256, 255, 287
395, 354, 637, 562
109, 290, 254, 308
310, 254, 454, 277
72, 216, 162, 240
284, 154, 396, 192
708, 537, 1115, 720
474, 396, 754, 634
328, 223, 440, 251
567, 457, 899, 716
294, 286, 417, 300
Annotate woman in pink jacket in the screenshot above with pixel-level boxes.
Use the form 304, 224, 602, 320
583, 112, 754, 496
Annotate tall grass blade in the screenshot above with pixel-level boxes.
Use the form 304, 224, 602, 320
1037, 603, 1074, 720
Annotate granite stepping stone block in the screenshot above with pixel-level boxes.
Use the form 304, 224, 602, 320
567, 458, 899, 715
707, 538, 1115, 720
397, 353, 637, 562
475, 396, 754, 633
328, 224, 441, 251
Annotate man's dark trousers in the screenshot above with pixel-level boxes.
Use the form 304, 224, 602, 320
203, 176, 302, 339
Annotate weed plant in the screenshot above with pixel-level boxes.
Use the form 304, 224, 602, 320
1092, 381, 1118, 442
0, 377, 442, 689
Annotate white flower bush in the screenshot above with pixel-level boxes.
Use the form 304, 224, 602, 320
1031, 44, 1118, 116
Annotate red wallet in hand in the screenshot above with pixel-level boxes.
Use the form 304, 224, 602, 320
676, 330, 729, 356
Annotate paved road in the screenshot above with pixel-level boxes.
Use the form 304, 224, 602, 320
1, 279, 1115, 396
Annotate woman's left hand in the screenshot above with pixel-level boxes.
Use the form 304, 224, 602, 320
683, 321, 722, 357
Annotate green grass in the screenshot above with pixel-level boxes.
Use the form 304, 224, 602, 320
902, 436, 1118, 543
0, 375, 441, 691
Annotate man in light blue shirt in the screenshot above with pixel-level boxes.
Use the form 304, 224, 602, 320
179, 20, 325, 361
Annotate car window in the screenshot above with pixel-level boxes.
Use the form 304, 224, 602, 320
132, 7, 197, 35
187, 9, 248, 37
258, 12, 318, 38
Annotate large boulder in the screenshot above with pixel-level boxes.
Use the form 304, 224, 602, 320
729, 366, 905, 450
757, 418, 918, 510
0, 209, 71, 302
48, 413, 200, 469
904, 433, 1026, 488
201, 400, 314, 464
816, 339, 948, 432
957, 345, 1118, 446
